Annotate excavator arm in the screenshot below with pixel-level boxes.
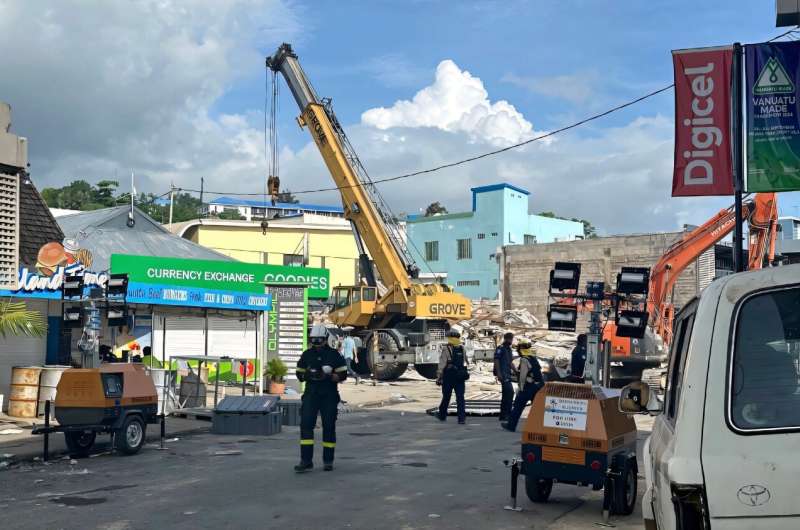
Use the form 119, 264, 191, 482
649, 192, 778, 345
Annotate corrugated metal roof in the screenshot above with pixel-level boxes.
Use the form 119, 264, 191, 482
209, 195, 343, 213
57, 205, 232, 271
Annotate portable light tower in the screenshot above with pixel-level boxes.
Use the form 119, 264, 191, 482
545, 263, 650, 386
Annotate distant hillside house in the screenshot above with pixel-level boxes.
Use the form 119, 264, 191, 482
207, 196, 344, 221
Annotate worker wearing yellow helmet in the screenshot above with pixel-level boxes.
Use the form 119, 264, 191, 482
502, 341, 544, 432
435, 329, 469, 424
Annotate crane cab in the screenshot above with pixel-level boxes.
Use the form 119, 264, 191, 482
329, 285, 378, 328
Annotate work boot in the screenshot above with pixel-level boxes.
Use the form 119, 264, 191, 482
294, 461, 314, 473
501, 422, 515, 432
436, 413, 446, 422
458, 419, 466, 425
323, 462, 334, 471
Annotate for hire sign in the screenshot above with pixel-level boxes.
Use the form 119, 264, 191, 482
672, 46, 735, 196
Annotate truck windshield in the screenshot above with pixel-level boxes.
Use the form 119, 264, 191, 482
730, 287, 800, 432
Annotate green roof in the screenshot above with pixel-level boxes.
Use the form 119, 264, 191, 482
407, 211, 474, 223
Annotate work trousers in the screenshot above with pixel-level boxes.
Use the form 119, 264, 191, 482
346, 358, 360, 382
499, 379, 514, 421
506, 382, 543, 432
438, 376, 466, 422
300, 391, 339, 464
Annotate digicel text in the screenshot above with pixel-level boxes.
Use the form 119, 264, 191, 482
682, 62, 724, 187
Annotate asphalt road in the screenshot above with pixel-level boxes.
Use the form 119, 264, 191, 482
0, 410, 646, 530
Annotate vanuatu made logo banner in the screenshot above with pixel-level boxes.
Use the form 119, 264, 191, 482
746, 41, 800, 192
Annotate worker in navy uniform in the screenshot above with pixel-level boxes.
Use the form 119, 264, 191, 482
436, 330, 469, 424
294, 325, 348, 473
494, 332, 515, 422
502, 341, 544, 432
568, 333, 587, 382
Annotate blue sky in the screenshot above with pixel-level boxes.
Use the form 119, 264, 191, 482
2, 0, 799, 231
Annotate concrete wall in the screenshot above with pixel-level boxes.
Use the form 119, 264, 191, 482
501, 232, 700, 322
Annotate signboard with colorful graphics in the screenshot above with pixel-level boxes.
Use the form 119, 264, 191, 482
110, 254, 328, 308
746, 41, 800, 191
0, 238, 108, 299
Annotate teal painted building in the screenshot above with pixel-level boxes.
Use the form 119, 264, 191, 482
406, 183, 584, 300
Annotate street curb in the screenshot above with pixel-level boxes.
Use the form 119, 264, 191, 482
0, 422, 212, 465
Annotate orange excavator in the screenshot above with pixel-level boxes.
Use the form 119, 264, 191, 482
603, 192, 778, 385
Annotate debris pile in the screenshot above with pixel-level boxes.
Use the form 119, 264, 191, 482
457, 301, 577, 368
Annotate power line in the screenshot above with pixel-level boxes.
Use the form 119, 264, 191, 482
181, 84, 675, 198
151, 26, 800, 202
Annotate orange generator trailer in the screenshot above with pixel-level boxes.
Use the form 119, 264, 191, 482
519, 382, 638, 516
35, 364, 158, 457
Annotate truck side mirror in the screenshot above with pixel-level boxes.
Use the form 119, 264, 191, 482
619, 381, 662, 415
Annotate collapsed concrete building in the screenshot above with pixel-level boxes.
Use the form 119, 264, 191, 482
498, 231, 733, 323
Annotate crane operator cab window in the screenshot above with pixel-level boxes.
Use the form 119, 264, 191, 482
333, 288, 351, 310
362, 287, 376, 302
730, 287, 800, 432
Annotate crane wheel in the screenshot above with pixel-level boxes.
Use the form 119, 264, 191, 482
369, 332, 408, 381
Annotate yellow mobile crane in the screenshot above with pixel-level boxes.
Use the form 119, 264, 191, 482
266, 44, 472, 380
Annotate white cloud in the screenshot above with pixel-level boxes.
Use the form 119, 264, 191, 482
361, 60, 534, 147
0, 0, 299, 194
502, 71, 598, 105
280, 113, 727, 236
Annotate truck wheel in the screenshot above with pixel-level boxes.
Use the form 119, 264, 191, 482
525, 476, 553, 503
612, 456, 638, 515
414, 364, 439, 380
115, 415, 146, 455
64, 430, 96, 458
369, 332, 408, 381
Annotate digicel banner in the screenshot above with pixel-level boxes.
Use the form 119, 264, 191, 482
672, 46, 734, 196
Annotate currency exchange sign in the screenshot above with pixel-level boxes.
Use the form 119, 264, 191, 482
746, 41, 800, 192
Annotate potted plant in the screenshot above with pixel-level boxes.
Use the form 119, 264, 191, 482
265, 358, 288, 395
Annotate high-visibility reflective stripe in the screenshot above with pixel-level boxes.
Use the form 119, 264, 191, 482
334, 366, 347, 372
300, 439, 314, 445
296, 367, 307, 372
322, 442, 336, 448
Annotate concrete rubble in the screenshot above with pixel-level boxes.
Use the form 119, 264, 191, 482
455, 301, 577, 372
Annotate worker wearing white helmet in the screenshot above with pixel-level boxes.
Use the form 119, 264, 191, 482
294, 324, 348, 473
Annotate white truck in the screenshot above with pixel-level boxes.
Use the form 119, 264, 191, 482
619, 263, 800, 530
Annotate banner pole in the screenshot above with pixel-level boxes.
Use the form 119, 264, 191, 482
732, 42, 745, 273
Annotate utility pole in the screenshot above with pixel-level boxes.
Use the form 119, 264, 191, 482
732, 42, 745, 272
199, 177, 204, 221
168, 182, 175, 225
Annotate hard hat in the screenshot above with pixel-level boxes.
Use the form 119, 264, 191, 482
310, 324, 328, 345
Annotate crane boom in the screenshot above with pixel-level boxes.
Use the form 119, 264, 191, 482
265, 43, 471, 381
266, 44, 416, 290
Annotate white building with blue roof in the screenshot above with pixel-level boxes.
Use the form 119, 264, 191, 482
207, 196, 344, 221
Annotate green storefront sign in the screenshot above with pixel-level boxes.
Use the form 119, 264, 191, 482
110, 254, 330, 299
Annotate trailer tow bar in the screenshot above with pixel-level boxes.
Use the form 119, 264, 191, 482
503, 458, 523, 512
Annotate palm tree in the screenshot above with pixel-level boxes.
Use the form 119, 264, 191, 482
0, 299, 47, 338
